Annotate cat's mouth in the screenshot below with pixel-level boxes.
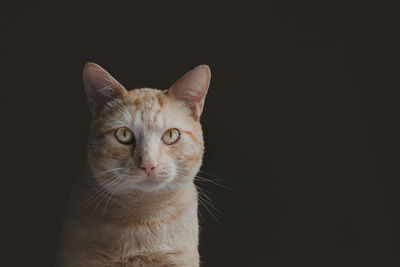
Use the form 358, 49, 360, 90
117, 166, 175, 192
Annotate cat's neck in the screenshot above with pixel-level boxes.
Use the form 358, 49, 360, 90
72, 175, 197, 225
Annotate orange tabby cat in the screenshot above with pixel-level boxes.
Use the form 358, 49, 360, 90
56, 63, 211, 266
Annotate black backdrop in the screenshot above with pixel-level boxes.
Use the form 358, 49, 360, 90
2, 1, 399, 266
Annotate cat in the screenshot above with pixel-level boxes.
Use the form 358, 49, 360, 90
56, 63, 211, 267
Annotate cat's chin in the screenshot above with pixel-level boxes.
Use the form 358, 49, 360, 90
132, 179, 167, 192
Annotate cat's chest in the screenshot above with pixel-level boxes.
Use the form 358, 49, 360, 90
95, 209, 198, 257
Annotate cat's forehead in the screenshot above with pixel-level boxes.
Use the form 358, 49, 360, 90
100, 88, 192, 131
126, 88, 167, 111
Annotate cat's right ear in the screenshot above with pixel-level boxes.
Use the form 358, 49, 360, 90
168, 65, 211, 121
83, 62, 127, 117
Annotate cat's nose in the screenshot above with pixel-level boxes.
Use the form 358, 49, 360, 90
139, 161, 158, 176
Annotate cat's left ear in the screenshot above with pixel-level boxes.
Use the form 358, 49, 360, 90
83, 62, 127, 117
168, 65, 211, 121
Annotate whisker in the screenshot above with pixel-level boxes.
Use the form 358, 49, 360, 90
197, 170, 228, 181
92, 177, 123, 213
77, 174, 122, 212
173, 168, 230, 223
197, 192, 220, 223
196, 186, 222, 215
86, 167, 125, 179
97, 174, 130, 215
195, 175, 235, 191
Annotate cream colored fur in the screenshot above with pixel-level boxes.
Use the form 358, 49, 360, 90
56, 63, 211, 267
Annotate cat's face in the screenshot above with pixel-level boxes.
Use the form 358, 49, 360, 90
83, 63, 210, 194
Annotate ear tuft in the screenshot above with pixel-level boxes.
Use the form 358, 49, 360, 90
168, 65, 211, 120
83, 63, 126, 116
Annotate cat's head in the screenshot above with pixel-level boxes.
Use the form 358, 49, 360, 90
83, 63, 210, 194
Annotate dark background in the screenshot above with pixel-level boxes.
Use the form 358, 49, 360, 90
2, 1, 399, 266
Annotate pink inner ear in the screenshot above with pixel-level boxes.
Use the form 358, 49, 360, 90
169, 65, 211, 120
83, 63, 126, 116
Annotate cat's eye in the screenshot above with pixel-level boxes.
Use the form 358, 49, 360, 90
115, 127, 134, 144
162, 128, 180, 145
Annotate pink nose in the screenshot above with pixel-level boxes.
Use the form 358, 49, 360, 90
140, 162, 157, 176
